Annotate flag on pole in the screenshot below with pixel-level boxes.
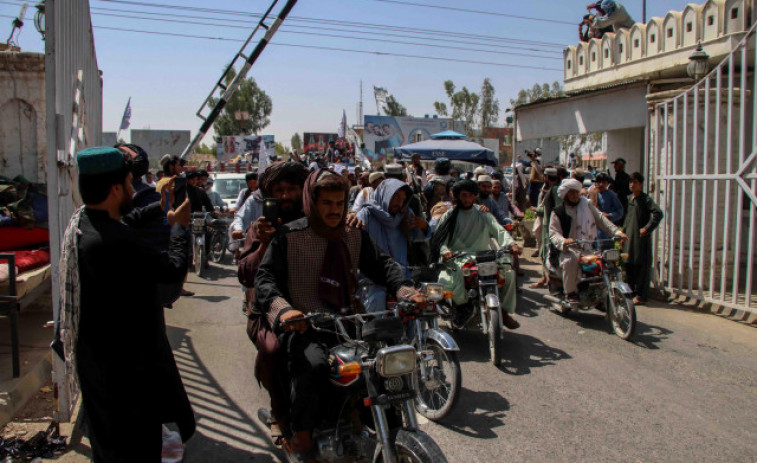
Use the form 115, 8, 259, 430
119, 97, 132, 132
338, 110, 347, 139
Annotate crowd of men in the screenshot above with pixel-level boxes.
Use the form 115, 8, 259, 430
61, 140, 662, 461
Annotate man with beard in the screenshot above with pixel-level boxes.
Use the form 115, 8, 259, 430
610, 158, 631, 223
431, 180, 521, 329
65, 147, 195, 461
236, 162, 310, 447
549, 179, 627, 302
255, 169, 423, 456
356, 178, 429, 312
477, 175, 512, 227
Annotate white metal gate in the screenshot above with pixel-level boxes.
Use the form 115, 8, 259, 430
650, 24, 757, 315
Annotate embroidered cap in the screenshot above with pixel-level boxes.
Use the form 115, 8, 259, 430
76, 146, 126, 175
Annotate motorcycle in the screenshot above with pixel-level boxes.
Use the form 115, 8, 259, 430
543, 238, 637, 340
260, 302, 448, 463
437, 248, 514, 365
207, 211, 231, 264
391, 278, 461, 422
190, 212, 209, 277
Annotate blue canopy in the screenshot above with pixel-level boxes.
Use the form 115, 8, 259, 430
394, 136, 498, 166
430, 130, 467, 140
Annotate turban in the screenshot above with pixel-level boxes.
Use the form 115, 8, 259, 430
558, 179, 582, 200
259, 161, 309, 196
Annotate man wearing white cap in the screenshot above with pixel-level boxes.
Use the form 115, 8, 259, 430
549, 179, 626, 302
477, 175, 512, 227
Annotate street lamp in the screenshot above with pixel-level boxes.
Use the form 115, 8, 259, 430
687, 42, 710, 82
33, 1, 44, 40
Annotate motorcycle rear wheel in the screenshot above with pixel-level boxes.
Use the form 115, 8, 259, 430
374, 429, 448, 463
487, 308, 501, 365
608, 292, 636, 340
413, 341, 461, 421
209, 233, 227, 263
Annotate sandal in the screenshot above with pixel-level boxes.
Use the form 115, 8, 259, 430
269, 421, 289, 449
529, 280, 548, 289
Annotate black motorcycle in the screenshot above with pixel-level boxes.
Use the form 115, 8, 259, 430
207, 213, 231, 264
260, 302, 448, 463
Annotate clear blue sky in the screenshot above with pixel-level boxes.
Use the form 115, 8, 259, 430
4, 0, 692, 149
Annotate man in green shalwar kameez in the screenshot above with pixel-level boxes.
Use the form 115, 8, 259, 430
622, 172, 663, 304
433, 180, 522, 330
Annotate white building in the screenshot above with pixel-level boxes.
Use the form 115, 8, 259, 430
515, 0, 757, 320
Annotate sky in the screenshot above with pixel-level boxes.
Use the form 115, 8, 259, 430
2, 0, 695, 150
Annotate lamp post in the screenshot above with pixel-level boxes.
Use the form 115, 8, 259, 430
33, 1, 44, 40
687, 42, 710, 82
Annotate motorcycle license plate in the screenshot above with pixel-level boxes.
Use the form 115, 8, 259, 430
375, 390, 416, 405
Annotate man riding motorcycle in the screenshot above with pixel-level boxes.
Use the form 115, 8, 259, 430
548, 179, 627, 302
255, 169, 424, 459
431, 179, 521, 330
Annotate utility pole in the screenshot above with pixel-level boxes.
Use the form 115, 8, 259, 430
359, 80, 364, 126
642, 0, 646, 23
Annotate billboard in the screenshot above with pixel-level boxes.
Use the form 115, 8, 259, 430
216, 135, 274, 163
362, 116, 465, 163
303, 133, 339, 155
130, 129, 191, 165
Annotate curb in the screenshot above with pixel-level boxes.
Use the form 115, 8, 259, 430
0, 351, 52, 428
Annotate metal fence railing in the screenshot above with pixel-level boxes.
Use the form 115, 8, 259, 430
650, 22, 757, 315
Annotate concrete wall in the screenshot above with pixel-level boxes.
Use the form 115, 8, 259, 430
606, 127, 645, 175
0, 52, 45, 182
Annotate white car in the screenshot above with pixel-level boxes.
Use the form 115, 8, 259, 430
211, 173, 247, 211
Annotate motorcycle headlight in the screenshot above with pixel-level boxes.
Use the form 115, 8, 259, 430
603, 249, 620, 262
192, 218, 205, 231
477, 261, 498, 277
422, 283, 444, 302
375, 345, 416, 377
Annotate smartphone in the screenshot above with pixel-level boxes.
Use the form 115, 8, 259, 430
263, 198, 280, 227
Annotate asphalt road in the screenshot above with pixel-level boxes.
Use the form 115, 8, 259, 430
154, 255, 757, 463
53, 253, 757, 462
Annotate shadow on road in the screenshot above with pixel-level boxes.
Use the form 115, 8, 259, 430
453, 329, 571, 375
192, 265, 238, 282
516, 287, 550, 318
439, 387, 509, 439
631, 321, 674, 350
498, 332, 572, 375
190, 295, 232, 303
166, 325, 281, 463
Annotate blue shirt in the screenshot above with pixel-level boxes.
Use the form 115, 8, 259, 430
596, 189, 623, 240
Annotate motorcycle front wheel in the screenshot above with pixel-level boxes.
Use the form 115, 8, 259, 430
487, 307, 501, 365
374, 429, 448, 463
209, 233, 227, 263
194, 240, 207, 278
413, 340, 461, 421
608, 292, 636, 340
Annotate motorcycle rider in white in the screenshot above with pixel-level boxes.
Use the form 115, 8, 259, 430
548, 179, 627, 302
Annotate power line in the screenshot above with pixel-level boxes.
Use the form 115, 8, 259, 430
357, 0, 576, 25
77, 9, 562, 61
92, 0, 566, 48
81, 3, 564, 54
85, 23, 563, 72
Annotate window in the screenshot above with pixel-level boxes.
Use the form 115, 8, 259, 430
413, 133, 423, 143
731, 7, 739, 19
619, 43, 624, 53
591, 52, 596, 62
567, 60, 572, 69
634, 38, 640, 48
667, 28, 673, 38
707, 15, 714, 26
579, 56, 584, 65
686, 22, 693, 32
650, 34, 656, 43
604, 49, 609, 59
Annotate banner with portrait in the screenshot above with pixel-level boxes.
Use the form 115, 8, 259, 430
362, 116, 464, 163
216, 135, 274, 163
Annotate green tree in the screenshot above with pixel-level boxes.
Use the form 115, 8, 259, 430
194, 143, 216, 155
509, 81, 564, 108
211, 67, 273, 136
433, 101, 448, 117
436, 80, 479, 136
382, 95, 408, 117
479, 78, 500, 130
291, 133, 302, 152
274, 142, 288, 156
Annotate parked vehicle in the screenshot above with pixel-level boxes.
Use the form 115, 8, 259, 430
191, 212, 209, 277
437, 248, 514, 365
543, 238, 636, 340
211, 173, 247, 211
259, 302, 448, 463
